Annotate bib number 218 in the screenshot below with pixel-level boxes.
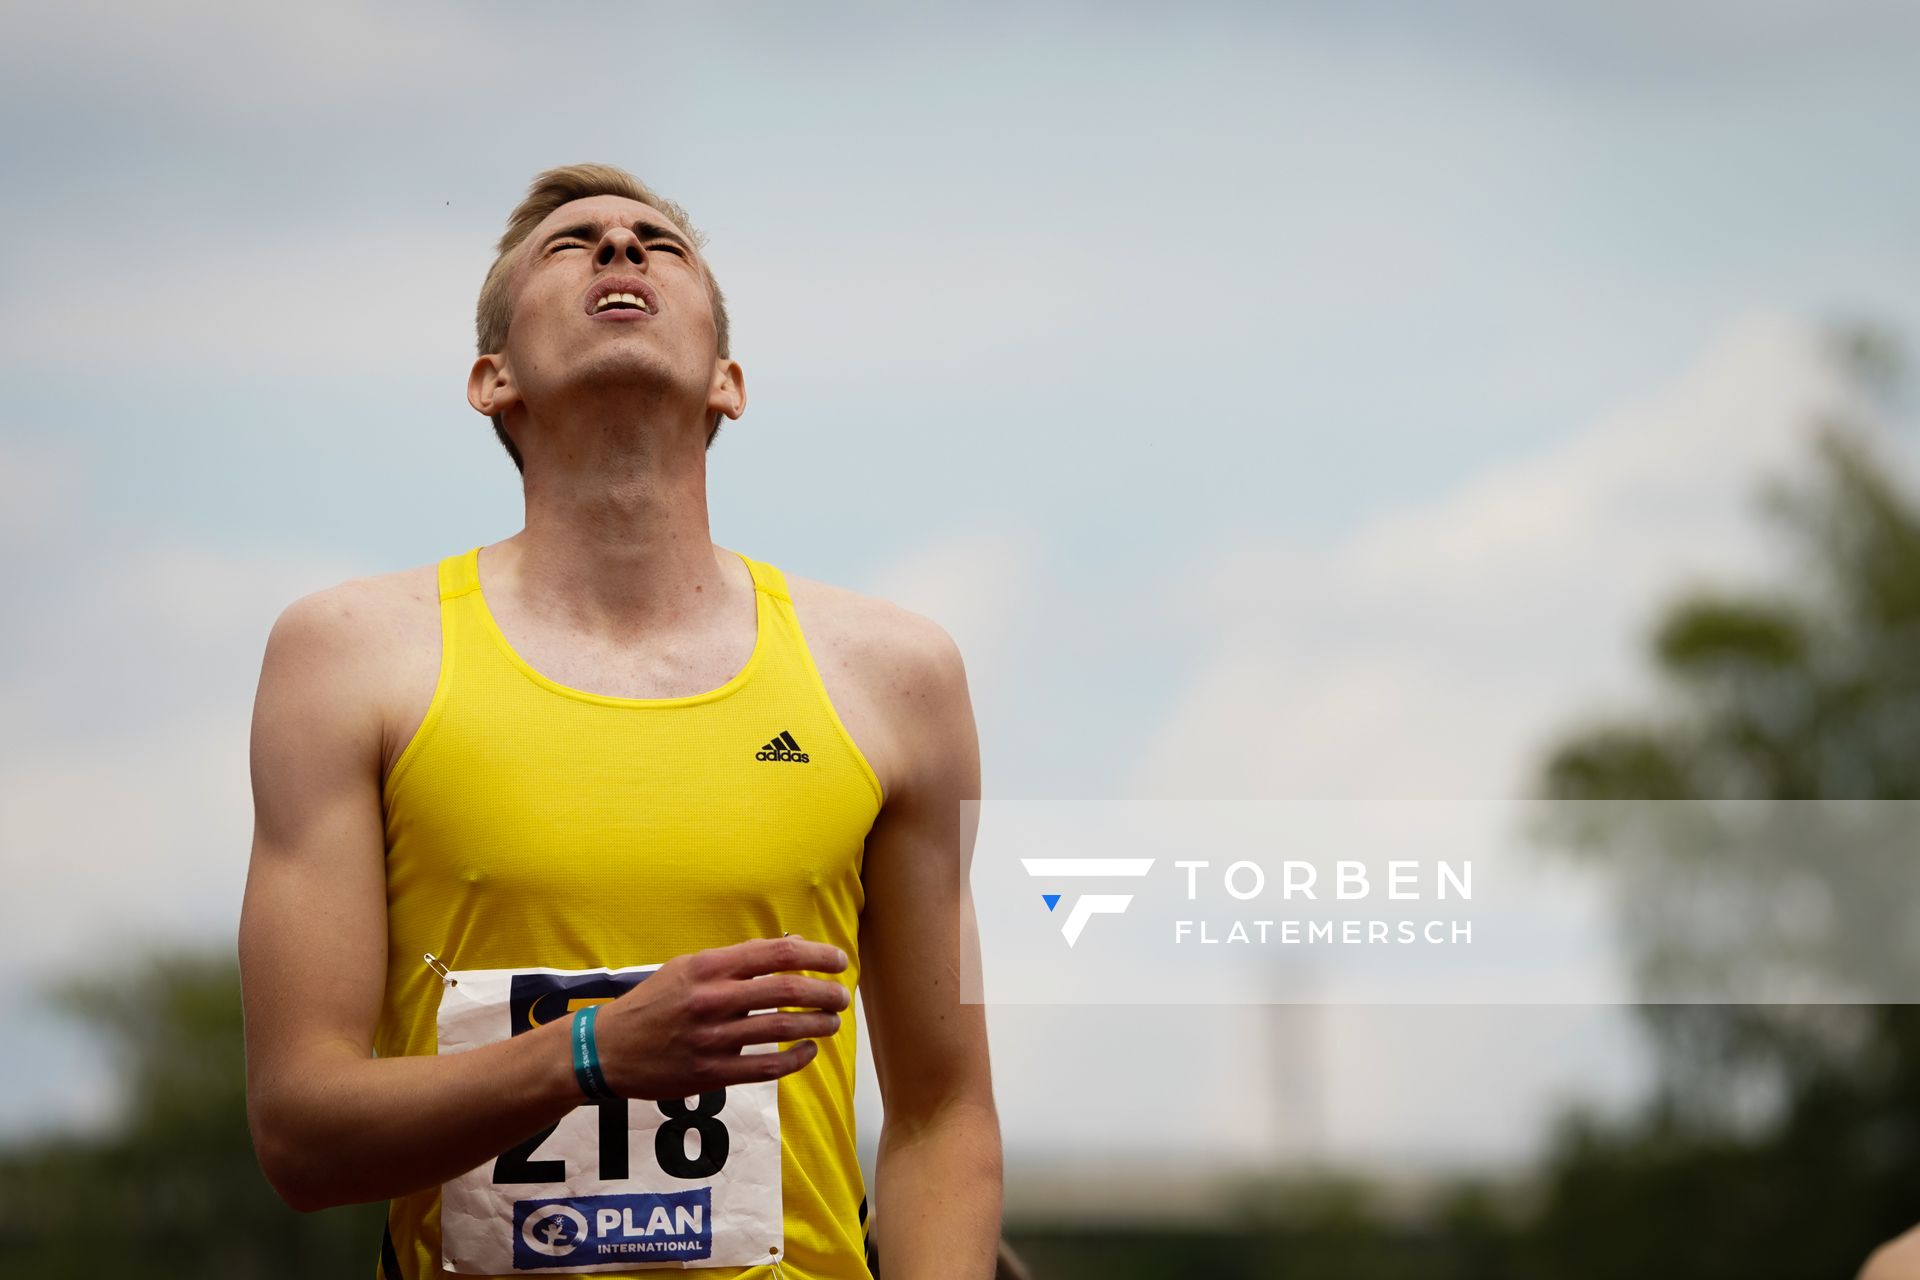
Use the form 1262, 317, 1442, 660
495, 1091, 731, 1184
434, 961, 784, 1274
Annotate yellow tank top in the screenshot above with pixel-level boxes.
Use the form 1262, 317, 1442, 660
375, 545, 884, 1280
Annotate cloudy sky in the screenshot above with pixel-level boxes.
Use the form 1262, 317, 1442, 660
3, 0, 1918, 1190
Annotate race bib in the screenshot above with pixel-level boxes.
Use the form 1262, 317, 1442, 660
435, 963, 784, 1273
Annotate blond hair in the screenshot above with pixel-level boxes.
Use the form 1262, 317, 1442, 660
475, 163, 732, 471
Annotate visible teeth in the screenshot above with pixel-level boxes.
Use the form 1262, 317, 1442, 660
595, 292, 648, 313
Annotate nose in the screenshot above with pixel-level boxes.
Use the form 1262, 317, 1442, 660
597, 227, 649, 269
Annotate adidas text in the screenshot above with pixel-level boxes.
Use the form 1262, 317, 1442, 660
756, 730, 810, 763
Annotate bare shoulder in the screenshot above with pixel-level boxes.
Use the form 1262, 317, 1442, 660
261, 561, 442, 785
781, 570, 974, 802
1862, 1224, 1920, 1280
783, 571, 966, 691
266, 561, 436, 672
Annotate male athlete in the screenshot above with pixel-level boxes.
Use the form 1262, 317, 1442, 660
239, 163, 1003, 1279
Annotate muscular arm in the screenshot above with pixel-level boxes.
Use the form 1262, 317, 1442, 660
239, 587, 588, 1209
858, 619, 1004, 1279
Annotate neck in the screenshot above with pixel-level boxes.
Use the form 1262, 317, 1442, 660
499, 394, 731, 638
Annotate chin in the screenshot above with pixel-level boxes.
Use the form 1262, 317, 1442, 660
562, 360, 687, 408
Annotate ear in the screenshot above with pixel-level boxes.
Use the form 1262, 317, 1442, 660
707, 357, 747, 422
468, 352, 520, 418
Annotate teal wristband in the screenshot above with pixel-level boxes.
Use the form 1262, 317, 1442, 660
570, 1005, 617, 1102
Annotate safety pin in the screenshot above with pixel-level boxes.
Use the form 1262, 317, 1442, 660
423, 952, 457, 986
424, 953, 488, 1006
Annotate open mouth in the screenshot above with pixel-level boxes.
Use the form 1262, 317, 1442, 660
590, 292, 653, 316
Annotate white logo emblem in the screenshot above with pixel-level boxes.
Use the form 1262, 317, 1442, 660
1021, 858, 1155, 946
521, 1204, 590, 1257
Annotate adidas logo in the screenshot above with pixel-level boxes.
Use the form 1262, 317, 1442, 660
755, 730, 811, 764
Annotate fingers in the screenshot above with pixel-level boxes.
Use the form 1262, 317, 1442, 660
688, 936, 852, 1018
710, 1037, 820, 1086
706, 1008, 842, 1053
735, 973, 852, 1016
708, 934, 848, 981
597, 937, 851, 1099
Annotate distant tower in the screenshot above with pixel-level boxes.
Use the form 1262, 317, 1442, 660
1260, 964, 1325, 1163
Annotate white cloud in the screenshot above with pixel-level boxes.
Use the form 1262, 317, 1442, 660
1140, 311, 1866, 801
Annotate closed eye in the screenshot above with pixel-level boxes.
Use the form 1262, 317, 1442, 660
549, 240, 686, 257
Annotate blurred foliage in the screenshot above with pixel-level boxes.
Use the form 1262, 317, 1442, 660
0, 949, 383, 1276
1520, 323, 1920, 1276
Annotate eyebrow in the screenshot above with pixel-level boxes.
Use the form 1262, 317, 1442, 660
536, 219, 696, 257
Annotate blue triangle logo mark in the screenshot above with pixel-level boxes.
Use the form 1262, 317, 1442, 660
1042, 893, 1061, 912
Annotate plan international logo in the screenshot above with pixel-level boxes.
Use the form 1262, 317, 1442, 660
1021, 857, 1155, 946
512, 1190, 713, 1269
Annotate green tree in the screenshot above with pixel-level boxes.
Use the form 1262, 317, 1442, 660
1527, 327, 1920, 1276
0, 949, 384, 1277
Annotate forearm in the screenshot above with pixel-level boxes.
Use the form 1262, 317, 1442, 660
873, 1099, 1004, 1280
252, 1014, 582, 1211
